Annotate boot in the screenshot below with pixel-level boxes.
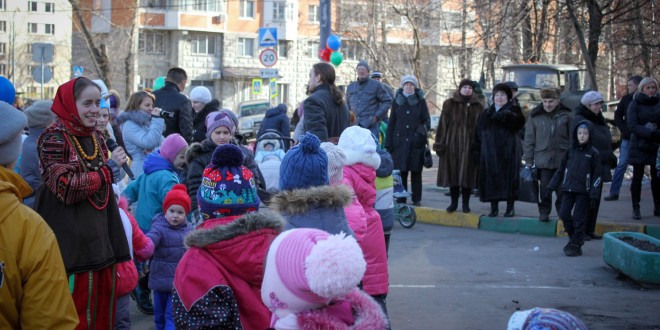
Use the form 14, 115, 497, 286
504, 199, 515, 217
633, 206, 641, 220
488, 201, 498, 217
446, 187, 459, 212
461, 187, 471, 213
631, 182, 642, 220
563, 242, 583, 257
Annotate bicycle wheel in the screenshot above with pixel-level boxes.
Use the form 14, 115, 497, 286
397, 205, 417, 228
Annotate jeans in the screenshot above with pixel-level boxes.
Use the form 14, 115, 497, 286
153, 291, 175, 330
609, 139, 629, 195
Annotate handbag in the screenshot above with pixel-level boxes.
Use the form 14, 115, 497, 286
517, 165, 539, 203
423, 146, 433, 168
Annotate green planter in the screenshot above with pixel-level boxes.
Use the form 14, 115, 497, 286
603, 232, 660, 284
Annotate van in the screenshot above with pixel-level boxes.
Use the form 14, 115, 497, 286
236, 99, 270, 139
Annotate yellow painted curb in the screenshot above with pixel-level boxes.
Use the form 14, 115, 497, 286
556, 220, 645, 237
415, 207, 480, 229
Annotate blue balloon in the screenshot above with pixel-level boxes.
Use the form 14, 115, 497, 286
326, 35, 342, 51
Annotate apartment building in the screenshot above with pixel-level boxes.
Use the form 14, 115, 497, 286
0, 0, 72, 100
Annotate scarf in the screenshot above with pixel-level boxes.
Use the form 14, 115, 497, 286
51, 78, 95, 137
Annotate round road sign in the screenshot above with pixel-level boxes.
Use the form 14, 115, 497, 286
259, 48, 278, 67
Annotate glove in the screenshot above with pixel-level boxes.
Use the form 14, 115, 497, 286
590, 199, 598, 209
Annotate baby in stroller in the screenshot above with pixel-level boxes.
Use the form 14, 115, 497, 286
254, 132, 287, 194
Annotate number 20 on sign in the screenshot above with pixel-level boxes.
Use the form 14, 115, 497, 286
259, 49, 278, 67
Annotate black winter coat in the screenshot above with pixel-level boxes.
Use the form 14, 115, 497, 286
153, 82, 194, 143
192, 100, 220, 143
614, 93, 635, 139
185, 139, 264, 213
548, 121, 602, 199
258, 104, 290, 139
303, 84, 350, 142
384, 88, 430, 173
473, 102, 526, 202
572, 105, 614, 182
627, 92, 660, 165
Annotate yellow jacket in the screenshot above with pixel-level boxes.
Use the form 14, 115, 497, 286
0, 166, 78, 329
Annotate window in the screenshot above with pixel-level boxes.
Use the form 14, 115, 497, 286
0, 21, 5, 32
189, 0, 218, 11
343, 41, 365, 61
273, 2, 293, 21
442, 11, 472, 31
308, 5, 319, 22
0, 0, 5, 11
237, 37, 254, 57
140, 77, 154, 89
277, 40, 288, 58
45, 24, 55, 35
141, 0, 166, 8
276, 83, 289, 106
0, 42, 5, 55
28, 1, 38, 11
0, 64, 6, 76
306, 41, 319, 58
240, 0, 254, 18
139, 31, 165, 54
28, 23, 38, 34
45, 2, 55, 13
191, 34, 215, 55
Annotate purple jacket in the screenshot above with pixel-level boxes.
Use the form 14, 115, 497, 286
147, 214, 193, 292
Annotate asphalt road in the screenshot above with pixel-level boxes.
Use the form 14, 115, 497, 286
129, 223, 660, 329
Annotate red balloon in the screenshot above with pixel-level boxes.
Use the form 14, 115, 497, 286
318, 48, 331, 62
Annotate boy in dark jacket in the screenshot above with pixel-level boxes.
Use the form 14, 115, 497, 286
547, 121, 602, 257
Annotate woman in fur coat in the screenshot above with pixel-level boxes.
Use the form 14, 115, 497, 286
384, 75, 430, 206
434, 79, 484, 213
472, 83, 526, 217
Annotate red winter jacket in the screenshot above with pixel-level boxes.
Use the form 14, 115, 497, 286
342, 164, 389, 296
115, 197, 154, 297
172, 212, 283, 330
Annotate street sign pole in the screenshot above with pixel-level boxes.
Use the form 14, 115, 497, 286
40, 49, 44, 99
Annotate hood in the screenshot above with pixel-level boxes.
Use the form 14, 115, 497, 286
530, 102, 571, 117
572, 120, 594, 149
265, 104, 287, 118
634, 92, 660, 106
118, 109, 151, 127
296, 288, 388, 329
185, 211, 284, 248
257, 137, 283, 151
0, 167, 33, 224
451, 90, 481, 105
143, 150, 176, 175
394, 88, 425, 106
375, 149, 393, 178
575, 104, 606, 126
269, 185, 353, 215
185, 140, 217, 163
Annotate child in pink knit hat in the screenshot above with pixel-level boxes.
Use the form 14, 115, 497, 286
261, 228, 387, 329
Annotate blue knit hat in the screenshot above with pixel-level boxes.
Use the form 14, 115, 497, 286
0, 76, 16, 105
197, 144, 260, 219
279, 133, 329, 190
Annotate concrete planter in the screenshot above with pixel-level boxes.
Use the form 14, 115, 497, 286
603, 232, 660, 284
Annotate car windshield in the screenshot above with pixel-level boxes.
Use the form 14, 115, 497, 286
240, 103, 269, 117
503, 69, 560, 89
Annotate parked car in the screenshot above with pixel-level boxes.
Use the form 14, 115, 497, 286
236, 99, 270, 140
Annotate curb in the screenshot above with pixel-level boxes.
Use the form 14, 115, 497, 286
416, 206, 652, 238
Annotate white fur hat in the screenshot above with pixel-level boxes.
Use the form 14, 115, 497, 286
261, 229, 366, 323
338, 126, 381, 170
190, 86, 212, 104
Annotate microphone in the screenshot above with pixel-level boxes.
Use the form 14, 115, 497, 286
106, 139, 135, 180
159, 111, 175, 118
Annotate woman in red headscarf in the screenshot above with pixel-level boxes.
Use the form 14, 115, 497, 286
34, 77, 131, 329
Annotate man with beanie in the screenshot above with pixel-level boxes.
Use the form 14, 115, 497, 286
154, 67, 194, 143
606, 75, 644, 201
173, 144, 284, 329
523, 87, 573, 222
0, 101, 79, 328
19, 100, 56, 208
269, 133, 354, 236
371, 71, 394, 100
346, 60, 393, 138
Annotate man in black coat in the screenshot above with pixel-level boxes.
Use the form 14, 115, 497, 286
154, 67, 194, 143
605, 75, 643, 201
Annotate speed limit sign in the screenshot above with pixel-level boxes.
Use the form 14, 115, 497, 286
259, 48, 278, 67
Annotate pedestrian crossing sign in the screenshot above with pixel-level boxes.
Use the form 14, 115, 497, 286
73, 66, 84, 77
258, 27, 278, 47
252, 79, 262, 94
270, 79, 278, 98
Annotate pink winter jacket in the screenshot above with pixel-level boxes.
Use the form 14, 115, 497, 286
342, 164, 388, 296
115, 197, 154, 297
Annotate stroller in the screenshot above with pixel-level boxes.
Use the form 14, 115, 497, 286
252, 129, 294, 205
392, 169, 417, 228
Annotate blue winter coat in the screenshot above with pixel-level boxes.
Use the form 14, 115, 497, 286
123, 151, 181, 231
19, 127, 44, 208
147, 213, 192, 292
346, 78, 393, 130
118, 110, 165, 178
257, 103, 290, 140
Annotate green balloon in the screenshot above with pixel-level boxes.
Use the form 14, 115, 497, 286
153, 76, 166, 90
330, 51, 343, 66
